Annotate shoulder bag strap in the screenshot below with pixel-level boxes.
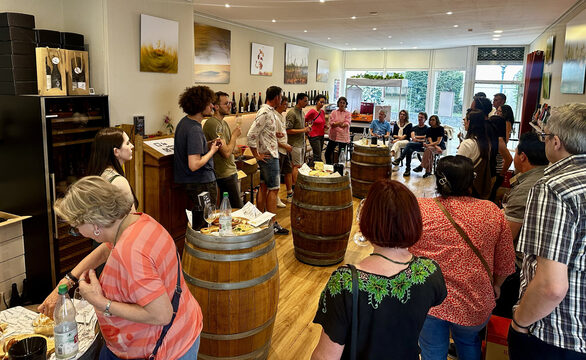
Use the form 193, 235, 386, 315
347, 264, 359, 360
433, 198, 494, 285
108, 174, 121, 183
148, 252, 183, 359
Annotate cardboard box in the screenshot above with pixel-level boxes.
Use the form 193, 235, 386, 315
34, 29, 60, 47
0, 80, 37, 95
60, 32, 84, 50
35, 47, 67, 96
0, 67, 37, 82
64, 49, 89, 95
0, 54, 35, 68
0, 13, 35, 28
485, 315, 511, 360
0, 26, 34, 42
0, 40, 35, 55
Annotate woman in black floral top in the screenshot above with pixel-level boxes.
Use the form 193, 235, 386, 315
312, 179, 447, 359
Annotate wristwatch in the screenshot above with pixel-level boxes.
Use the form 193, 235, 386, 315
104, 300, 113, 317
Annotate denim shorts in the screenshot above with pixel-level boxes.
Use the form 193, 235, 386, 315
258, 156, 280, 190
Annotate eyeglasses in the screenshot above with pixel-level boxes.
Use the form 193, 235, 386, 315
538, 131, 555, 142
69, 226, 81, 237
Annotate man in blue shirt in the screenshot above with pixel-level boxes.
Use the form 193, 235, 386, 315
369, 109, 391, 140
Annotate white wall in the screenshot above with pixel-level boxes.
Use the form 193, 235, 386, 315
530, 1, 586, 106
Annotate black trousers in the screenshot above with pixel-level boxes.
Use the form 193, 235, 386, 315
185, 181, 217, 230
308, 136, 324, 164
325, 140, 347, 165
217, 173, 243, 209
508, 326, 586, 360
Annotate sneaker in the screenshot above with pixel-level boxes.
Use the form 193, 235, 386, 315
273, 222, 289, 235
277, 198, 286, 208
286, 192, 293, 203
403, 169, 411, 177
392, 159, 401, 166
423, 172, 433, 178
413, 166, 423, 172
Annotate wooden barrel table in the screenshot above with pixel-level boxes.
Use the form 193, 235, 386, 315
182, 226, 279, 360
350, 142, 392, 198
291, 173, 353, 266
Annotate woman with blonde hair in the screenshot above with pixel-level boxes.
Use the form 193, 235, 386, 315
39, 176, 202, 359
390, 109, 412, 160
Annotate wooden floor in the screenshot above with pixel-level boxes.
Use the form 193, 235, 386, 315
267, 160, 437, 359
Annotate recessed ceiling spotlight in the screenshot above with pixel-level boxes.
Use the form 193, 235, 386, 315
493, 34, 501, 37
351, 16, 356, 20
493, 38, 500, 41
372, 27, 377, 31
382, 47, 386, 49
412, 46, 418, 49
272, 19, 276, 23
320, 0, 325, 2
327, 37, 331, 40
494, 30, 503, 33
352, 48, 357, 50
453, 25, 459, 28
304, 30, 308, 33
387, 35, 392, 38
370, 11, 378, 16
225, 3, 230, 8
446, 11, 453, 15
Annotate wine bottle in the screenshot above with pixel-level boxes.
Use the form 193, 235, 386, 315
51, 57, 62, 90
9, 283, 21, 308
287, 91, 291, 102
45, 57, 52, 91
20, 279, 32, 306
244, 93, 250, 113
231, 92, 237, 114
76, 56, 86, 90
239, 93, 244, 113
258, 92, 262, 107
250, 93, 256, 112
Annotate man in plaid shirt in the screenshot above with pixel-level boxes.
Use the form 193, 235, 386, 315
508, 103, 586, 359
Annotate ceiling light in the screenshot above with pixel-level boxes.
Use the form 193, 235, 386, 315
412, 46, 418, 49
387, 35, 392, 38
272, 19, 276, 23
320, 0, 325, 2
446, 11, 453, 15
327, 37, 331, 40
352, 48, 357, 50
345, 43, 349, 45
372, 27, 377, 31
493, 38, 500, 41
453, 25, 459, 28
382, 47, 386, 49
493, 34, 501, 37
351, 16, 356, 20
494, 30, 503, 33
225, 3, 230, 8
304, 30, 308, 33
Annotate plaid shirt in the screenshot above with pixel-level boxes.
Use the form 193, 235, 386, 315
517, 154, 586, 353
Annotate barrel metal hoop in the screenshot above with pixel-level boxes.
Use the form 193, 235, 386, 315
197, 342, 270, 360
184, 239, 275, 262
296, 183, 350, 192
352, 151, 391, 157
292, 228, 351, 241
183, 264, 278, 290
291, 199, 353, 211
295, 250, 345, 266
186, 228, 274, 250
298, 173, 350, 183
350, 177, 375, 184
350, 160, 392, 167
200, 313, 277, 340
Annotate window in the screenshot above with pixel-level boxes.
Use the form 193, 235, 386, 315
432, 70, 465, 131
384, 71, 428, 120
345, 70, 384, 104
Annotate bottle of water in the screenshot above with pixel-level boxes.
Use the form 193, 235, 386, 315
219, 192, 232, 236
54, 284, 78, 359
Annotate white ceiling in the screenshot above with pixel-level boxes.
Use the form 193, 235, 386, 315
193, 0, 579, 50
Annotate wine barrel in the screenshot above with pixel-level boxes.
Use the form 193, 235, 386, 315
291, 173, 353, 266
182, 226, 279, 360
350, 143, 392, 198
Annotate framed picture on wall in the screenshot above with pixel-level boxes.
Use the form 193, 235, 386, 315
560, 10, 586, 94
545, 35, 555, 64
284, 43, 308, 84
194, 23, 231, 83
316, 59, 329, 83
250, 43, 274, 76
140, 14, 178, 73
542, 72, 551, 99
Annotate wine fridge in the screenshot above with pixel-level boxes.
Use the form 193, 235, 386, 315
0, 95, 109, 302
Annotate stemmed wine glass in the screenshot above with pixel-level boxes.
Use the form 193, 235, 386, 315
235, 115, 243, 127
216, 123, 224, 139
204, 204, 218, 229
353, 199, 368, 246
74, 287, 89, 326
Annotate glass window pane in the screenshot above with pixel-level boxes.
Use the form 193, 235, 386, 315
433, 70, 465, 131
473, 83, 521, 117
344, 71, 385, 106
383, 71, 427, 120
475, 64, 523, 81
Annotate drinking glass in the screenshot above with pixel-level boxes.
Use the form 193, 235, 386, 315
235, 115, 243, 127
74, 287, 89, 325
353, 199, 368, 246
204, 204, 217, 229
215, 123, 224, 139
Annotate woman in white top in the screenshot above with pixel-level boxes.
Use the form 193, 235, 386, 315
390, 110, 413, 160
88, 127, 137, 211
457, 110, 492, 199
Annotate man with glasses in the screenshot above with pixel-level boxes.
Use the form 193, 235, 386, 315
203, 91, 243, 208
508, 103, 586, 359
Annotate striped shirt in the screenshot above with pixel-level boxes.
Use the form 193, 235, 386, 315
99, 213, 203, 359
517, 154, 586, 353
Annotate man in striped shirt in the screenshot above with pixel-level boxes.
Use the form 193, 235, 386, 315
508, 103, 586, 359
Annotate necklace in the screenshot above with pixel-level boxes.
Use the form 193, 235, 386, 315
112, 214, 129, 248
370, 252, 413, 266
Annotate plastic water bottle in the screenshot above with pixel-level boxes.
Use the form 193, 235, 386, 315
219, 192, 232, 236
54, 284, 79, 359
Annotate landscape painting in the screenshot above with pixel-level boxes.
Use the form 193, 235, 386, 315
316, 59, 329, 83
560, 10, 586, 94
284, 43, 308, 84
194, 23, 230, 83
251, 43, 274, 76
140, 14, 178, 73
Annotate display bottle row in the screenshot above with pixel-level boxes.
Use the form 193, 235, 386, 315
286, 89, 329, 107
228, 89, 330, 115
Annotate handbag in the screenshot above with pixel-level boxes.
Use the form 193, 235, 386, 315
100, 252, 183, 360
433, 198, 494, 285
347, 264, 359, 360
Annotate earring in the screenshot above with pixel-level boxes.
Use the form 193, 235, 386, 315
94, 229, 101, 236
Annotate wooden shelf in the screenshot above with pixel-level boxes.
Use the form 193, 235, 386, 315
50, 115, 103, 124
52, 138, 93, 147
52, 126, 102, 135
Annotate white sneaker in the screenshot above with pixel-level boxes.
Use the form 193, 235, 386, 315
277, 198, 286, 208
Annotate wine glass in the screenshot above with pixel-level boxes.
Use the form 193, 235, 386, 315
353, 199, 368, 246
204, 204, 217, 229
235, 115, 243, 127
74, 287, 89, 325
215, 123, 224, 139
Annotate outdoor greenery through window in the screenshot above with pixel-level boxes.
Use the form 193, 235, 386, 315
433, 70, 465, 133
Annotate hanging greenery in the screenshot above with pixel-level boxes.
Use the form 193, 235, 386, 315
350, 73, 405, 80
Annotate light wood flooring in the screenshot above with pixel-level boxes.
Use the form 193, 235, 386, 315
267, 160, 437, 359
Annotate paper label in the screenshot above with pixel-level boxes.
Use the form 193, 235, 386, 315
52, 56, 60, 65
78, 82, 86, 90
55, 328, 78, 358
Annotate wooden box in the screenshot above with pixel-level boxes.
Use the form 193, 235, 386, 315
64, 49, 89, 95
0, 211, 30, 310
35, 47, 66, 96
